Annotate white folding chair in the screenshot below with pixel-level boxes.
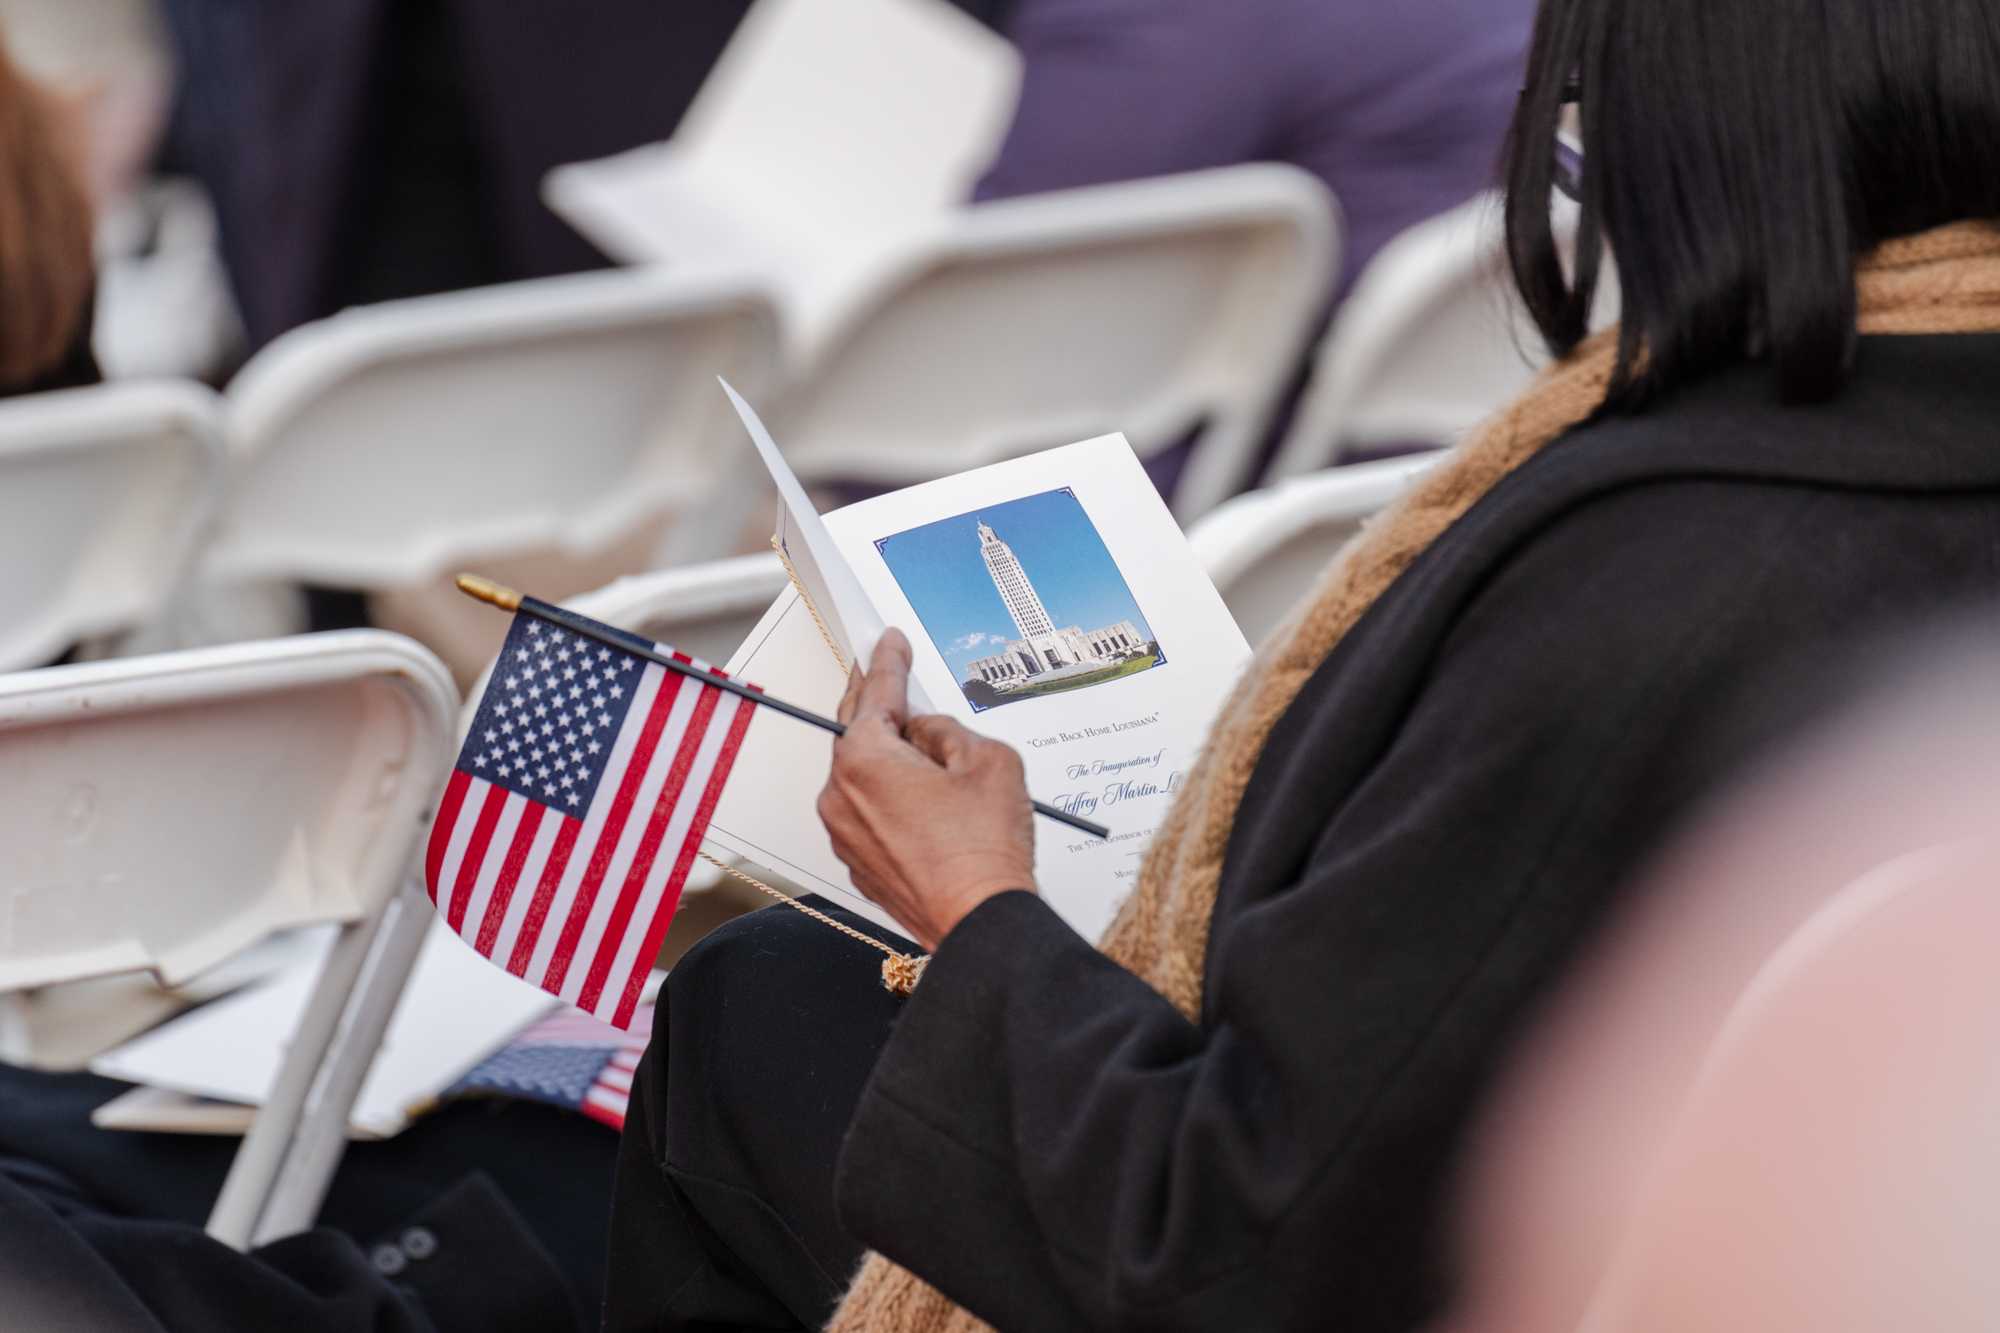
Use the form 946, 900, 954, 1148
0, 631, 459, 1248
543, 0, 1021, 353
567, 553, 792, 668
194, 268, 781, 632
766, 164, 1340, 523
1188, 454, 1441, 646
0, 380, 224, 671
1268, 194, 1615, 477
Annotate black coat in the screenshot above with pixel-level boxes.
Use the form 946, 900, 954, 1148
834, 333, 2000, 1330
0, 1066, 617, 1332
0, 1166, 568, 1333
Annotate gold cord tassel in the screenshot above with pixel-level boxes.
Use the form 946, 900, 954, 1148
880, 952, 928, 996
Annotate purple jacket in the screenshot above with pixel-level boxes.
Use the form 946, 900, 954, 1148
975, 0, 1534, 303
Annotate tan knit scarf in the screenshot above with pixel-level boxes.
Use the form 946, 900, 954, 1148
828, 220, 2000, 1332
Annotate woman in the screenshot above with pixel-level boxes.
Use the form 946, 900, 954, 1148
0, 37, 100, 398
606, 1, 2000, 1328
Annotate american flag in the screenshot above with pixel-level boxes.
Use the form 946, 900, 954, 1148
424, 611, 757, 1030
444, 1003, 652, 1130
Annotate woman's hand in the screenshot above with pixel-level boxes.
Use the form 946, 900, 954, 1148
817, 629, 1038, 952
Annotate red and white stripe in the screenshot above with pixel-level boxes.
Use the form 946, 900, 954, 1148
581, 1040, 647, 1129
501, 1001, 654, 1130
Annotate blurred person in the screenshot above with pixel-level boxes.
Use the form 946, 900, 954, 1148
0, 32, 100, 396
1448, 620, 2000, 1333
156, 0, 1022, 356
977, 0, 1535, 308
1, 0, 248, 383
602, 0, 2000, 1328
154, 0, 759, 353
0, 0, 176, 209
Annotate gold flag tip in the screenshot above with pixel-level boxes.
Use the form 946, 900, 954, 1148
454, 574, 522, 612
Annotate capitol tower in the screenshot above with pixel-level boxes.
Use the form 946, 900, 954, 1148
978, 519, 1054, 639
964, 516, 1147, 693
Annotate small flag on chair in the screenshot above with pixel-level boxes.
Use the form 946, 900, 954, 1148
444, 1003, 653, 1131
425, 611, 757, 1030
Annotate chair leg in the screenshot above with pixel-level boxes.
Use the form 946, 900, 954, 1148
205, 907, 387, 1249
254, 881, 434, 1245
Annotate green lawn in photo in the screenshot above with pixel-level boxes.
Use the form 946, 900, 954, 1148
1003, 653, 1160, 701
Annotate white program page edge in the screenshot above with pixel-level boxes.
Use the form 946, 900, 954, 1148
703, 436, 1249, 943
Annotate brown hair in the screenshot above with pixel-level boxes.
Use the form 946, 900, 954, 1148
0, 40, 94, 386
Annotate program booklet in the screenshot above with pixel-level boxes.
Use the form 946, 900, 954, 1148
703, 387, 1251, 943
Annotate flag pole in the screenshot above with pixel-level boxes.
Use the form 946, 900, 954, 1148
456, 575, 1112, 841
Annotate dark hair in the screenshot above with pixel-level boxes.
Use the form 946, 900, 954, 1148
1503, 0, 2000, 410
0, 40, 94, 387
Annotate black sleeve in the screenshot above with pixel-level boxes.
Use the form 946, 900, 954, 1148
835, 483, 1822, 1331
0, 1164, 573, 1333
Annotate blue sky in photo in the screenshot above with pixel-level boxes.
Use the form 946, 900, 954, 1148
874, 489, 1156, 682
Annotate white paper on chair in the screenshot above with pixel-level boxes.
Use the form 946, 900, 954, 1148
702, 392, 1251, 944
542, 0, 1022, 355
90, 921, 559, 1139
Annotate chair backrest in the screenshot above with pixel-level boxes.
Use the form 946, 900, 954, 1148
1575, 843, 2000, 1333
567, 553, 791, 668
770, 164, 1341, 522
0, 380, 224, 670
205, 269, 783, 590
1187, 454, 1441, 646
1268, 193, 1614, 477
458, 554, 790, 732
0, 632, 458, 1247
